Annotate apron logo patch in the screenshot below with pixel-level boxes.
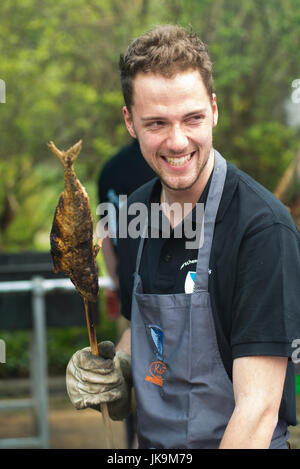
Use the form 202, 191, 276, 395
184, 271, 196, 293
145, 361, 167, 387
149, 326, 164, 361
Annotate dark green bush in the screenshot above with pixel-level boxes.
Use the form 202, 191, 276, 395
0, 293, 117, 378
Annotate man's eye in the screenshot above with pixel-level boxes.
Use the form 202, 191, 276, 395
187, 115, 205, 124
147, 121, 165, 129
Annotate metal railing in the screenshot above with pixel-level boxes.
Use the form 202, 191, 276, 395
0, 275, 114, 449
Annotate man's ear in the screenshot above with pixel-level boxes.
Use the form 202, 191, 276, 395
123, 106, 137, 139
212, 93, 218, 128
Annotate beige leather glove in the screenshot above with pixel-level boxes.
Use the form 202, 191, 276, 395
66, 341, 132, 421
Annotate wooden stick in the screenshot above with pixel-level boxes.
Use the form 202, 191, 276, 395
84, 297, 98, 355
83, 297, 115, 449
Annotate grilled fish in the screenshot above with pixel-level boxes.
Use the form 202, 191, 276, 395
49, 140, 99, 302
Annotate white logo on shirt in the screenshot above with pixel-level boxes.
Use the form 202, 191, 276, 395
184, 268, 212, 293
184, 271, 196, 293
180, 259, 197, 270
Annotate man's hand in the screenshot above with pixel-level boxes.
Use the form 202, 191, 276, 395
66, 341, 132, 421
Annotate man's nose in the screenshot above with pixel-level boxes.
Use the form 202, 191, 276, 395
166, 124, 189, 153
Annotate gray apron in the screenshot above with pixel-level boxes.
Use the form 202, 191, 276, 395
131, 150, 289, 449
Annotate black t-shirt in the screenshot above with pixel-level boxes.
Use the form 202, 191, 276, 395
117, 153, 300, 426
98, 139, 155, 206
98, 140, 156, 250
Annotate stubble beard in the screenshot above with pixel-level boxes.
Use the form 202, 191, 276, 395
158, 146, 213, 192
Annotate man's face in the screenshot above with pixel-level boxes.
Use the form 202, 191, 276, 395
123, 69, 218, 192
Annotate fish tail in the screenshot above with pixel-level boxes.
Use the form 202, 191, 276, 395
48, 140, 82, 168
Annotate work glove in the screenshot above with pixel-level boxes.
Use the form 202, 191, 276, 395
66, 341, 132, 421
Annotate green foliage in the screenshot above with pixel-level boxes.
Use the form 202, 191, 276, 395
0, 0, 299, 249
46, 304, 117, 376
0, 0, 299, 376
0, 290, 117, 378
179, 0, 300, 189
0, 329, 30, 377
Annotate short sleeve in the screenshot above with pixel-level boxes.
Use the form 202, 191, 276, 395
231, 223, 300, 359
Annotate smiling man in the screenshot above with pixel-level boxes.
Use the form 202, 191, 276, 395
66, 25, 300, 449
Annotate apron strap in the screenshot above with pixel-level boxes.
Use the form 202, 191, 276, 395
194, 150, 227, 293
135, 217, 148, 274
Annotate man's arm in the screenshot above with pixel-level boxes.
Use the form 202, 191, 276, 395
116, 326, 131, 356
219, 355, 288, 449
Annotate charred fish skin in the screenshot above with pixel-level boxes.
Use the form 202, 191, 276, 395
49, 140, 99, 302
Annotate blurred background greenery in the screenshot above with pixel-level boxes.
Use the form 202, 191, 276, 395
0, 0, 299, 378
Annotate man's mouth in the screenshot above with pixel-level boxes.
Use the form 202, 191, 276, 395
161, 151, 196, 167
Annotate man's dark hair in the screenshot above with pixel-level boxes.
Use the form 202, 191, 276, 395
119, 24, 214, 112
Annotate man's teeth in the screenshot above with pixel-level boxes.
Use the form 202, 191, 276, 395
164, 153, 193, 166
